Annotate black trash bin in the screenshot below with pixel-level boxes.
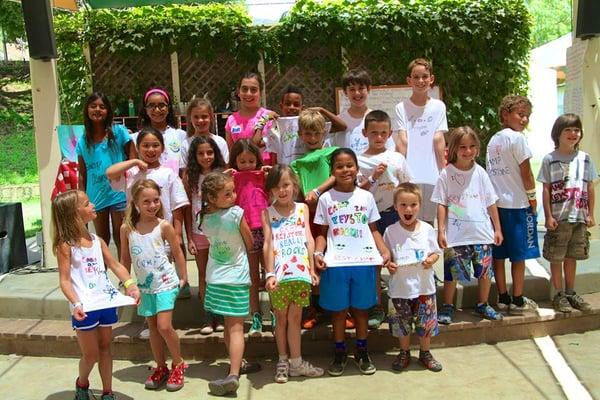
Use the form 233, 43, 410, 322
0, 202, 28, 274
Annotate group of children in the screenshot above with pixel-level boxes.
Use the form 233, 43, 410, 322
52, 58, 596, 400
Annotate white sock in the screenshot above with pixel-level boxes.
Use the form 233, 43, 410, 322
289, 357, 302, 368
278, 354, 288, 362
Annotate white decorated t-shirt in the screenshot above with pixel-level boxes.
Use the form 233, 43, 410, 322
201, 206, 250, 285
267, 203, 312, 284
358, 150, 412, 211
431, 164, 498, 247
131, 127, 186, 174
335, 110, 394, 154
179, 134, 229, 167
110, 165, 189, 223
128, 221, 179, 294
314, 188, 383, 267
190, 174, 206, 235
393, 98, 448, 185
486, 128, 532, 209
383, 221, 441, 299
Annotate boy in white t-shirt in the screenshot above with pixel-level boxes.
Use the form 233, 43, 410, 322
384, 183, 442, 372
358, 110, 411, 329
486, 95, 540, 312
336, 69, 395, 154
393, 58, 448, 225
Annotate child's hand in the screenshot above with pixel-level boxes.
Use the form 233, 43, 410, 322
223, 168, 236, 176
422, 253, 438, 269
126, 284, 141, 305
188, 240, 197, 256
381, 249, 391, 268
266, 110, 279, 120
305, 190, 319, 206
311, 272, 320, 286
494, 230, 503, 246
587, 215, 596, 228
437, 232, 448, 249
265, 276, 277, 291
387, 262, 398, 274
372, 163, 388, 181
136, 159, 148, 171
545, 216, 558, 231
315, 253, 327, 270
261, 165, 273, 174
72, 305, 87, 321
529, 199, 537, 215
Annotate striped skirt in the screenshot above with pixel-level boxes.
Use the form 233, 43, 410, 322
204, 284, 250, 317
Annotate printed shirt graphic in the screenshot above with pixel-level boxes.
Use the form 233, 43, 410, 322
180, 133, 230, 166
358, 150, 412, 211
537, 150, 597, 223
267, 203, 312, 284
384, 221, 441, 298
131, 127, 186, 175
201, 206, 250, 285
75, 124, 130, 210
486, 128, 532, 209
393, 98, 448, 185
233, 170, 269, 229
225, 108, 275, 164
128, 221, 179, 294
335, 110, 394, 154
431, 164, 498, 247
69, 234, 135, 312
290, 146, 338, 196
110, 165, 189, 223
314, 188, 383, 267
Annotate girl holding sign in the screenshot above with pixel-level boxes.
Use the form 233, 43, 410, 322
52, 190, 140, 400
313, 148, 390, 377
120, 179, 188, 392
262, 165, 324, 383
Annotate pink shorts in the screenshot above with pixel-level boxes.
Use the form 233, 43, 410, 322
192, 233, 210, 250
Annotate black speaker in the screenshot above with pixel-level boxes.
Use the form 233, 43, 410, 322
0, 203, 28, 274
576, 0, 600, 39
21, 0, 58, 60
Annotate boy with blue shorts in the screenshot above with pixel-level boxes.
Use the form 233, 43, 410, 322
486, 95, 540, 312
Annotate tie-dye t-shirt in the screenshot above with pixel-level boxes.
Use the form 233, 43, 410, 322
267, 202, 312, 284
431, 163, 498, 247
314, 187, 383, 267
201, 206, 250, 285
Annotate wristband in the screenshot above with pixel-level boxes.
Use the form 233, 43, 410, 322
72, 302, 83, 310
368, 176, 377, 185
313, 251, 324, 257
265, 272, 276, 280
312, 188, 321, 198
123, 278, 135, 289
526, 189, 536, 200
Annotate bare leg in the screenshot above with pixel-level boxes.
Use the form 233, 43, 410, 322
75, 329, 100, 387
92, 210, 111, 247
109, 210, 124, 259
195, 248, 209, 302
156, 311, 183, 365
274, 308, 289, 357
248, 252, 261, 314
225, 317, 245, 376
399, 335, 410, 351
286, 304, 303, 359
331, 310, 348, 343
443, 281, 457, 305
511, 260, 526, 297
147, 316, 167, 367
478, 277, 492, 304
493, 258, 507, 294
563, 258, 577, 291
550, 262, 564, 291
419, 336, 431, 352
375, 266, 382, 307
97, 326, 113, 392
350, 308, 368, 340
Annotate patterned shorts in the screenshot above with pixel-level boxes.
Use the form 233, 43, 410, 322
205, 284, 249, 317
389, 294, 438, 338
269, 280, 312, 311
444, 244, 493, 282
250, 228, 264, 253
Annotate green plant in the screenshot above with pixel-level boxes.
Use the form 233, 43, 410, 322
0, 128, 38, 185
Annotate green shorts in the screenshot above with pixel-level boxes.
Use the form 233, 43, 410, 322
138, 287, 179, 317
269, 280, 311, 311
543, 221, 590, 262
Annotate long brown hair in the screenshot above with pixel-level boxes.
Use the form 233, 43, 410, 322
123, 179, 164, 232
447, 126, 480, 165
51, 190, 88, 254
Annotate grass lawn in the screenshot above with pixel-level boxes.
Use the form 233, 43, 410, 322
21, 196, 42, 238
0, 128, 38, 185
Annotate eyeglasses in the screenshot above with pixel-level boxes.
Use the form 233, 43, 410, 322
145, 103, 168, 111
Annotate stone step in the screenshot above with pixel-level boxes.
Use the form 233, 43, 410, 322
1, 293, 599, 361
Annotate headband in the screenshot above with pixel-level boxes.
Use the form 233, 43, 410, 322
144, 88, 170, 104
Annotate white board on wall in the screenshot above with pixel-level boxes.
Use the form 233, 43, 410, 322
335, 85, 442, 117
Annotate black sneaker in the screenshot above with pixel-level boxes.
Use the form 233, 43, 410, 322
74, 379, 90, 400
327, 350, 348, 376
354, 350, 376, 375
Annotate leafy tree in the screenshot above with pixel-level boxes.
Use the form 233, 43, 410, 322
525, 0, 572, 47
0, 0, 26, 43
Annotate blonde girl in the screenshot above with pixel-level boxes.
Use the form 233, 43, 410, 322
432, 126, 503, 324
200, 172, 254, 396
52, 190, 139, 400
120, 179, 188, 391
262, 165, 323, 383
183, 135, 226, 333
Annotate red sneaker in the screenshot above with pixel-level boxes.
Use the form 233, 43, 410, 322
144, 365, 169, 390
166, 362, 188, 391
302, 307, 318, 329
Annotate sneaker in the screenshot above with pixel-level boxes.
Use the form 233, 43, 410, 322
497, 293, 512, 311
177, 282, 191, 299
302, 307, 318, 329
289, 360, 324, 377
208, 375, 239, 396
248, 312, 263, 337
345, 314, 355, 329
437, 304, 455, 325
553, 293, 572, 313
475, 303, 503, 320
367, 305, 386, 329
200, 312, 215, 335
566, 292, 592, 311
166, 362, 187, 392
391, 350, 411, 371
144, 365, 169, 390
239, 359, 262, 375
327, 350, 348, 376
214, 314, 225, 332
74, 380, 90, 400
509, 296, 539, 312
274, 360, 289, 383
100, 393, 116, 400
418, 350, 443, 372
354, 350, 376, 375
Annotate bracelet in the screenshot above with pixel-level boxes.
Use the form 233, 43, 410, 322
526, 189, 536, 201
368, 176, 377, 185
72, 302, 83, 310
313, 251, 324, 257
265, 272, 276, 280
312, 188, 321, 198
123, 278, 135, 289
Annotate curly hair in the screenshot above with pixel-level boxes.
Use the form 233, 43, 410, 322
199, 171, 233, 227
186, 135, 226, 195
